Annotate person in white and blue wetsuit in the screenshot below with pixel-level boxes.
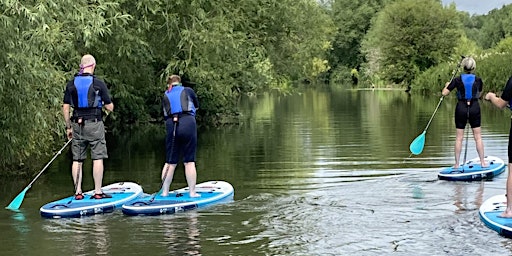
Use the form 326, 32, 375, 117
485, 76, 512, 217
160, 74, 200, 197
442, 57, 487, 170
62, 54, 114, 200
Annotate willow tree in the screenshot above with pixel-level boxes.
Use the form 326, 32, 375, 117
0, 0, 130, 174
116, 0, 334, 123
361, 0, 461, 85
0, 0, 335, 175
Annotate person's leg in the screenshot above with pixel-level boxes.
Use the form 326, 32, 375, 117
72, 161, 83, 195
472, 127, 488, 167
454, 128, 464, 168
89, 122, 109, 196
71, 126, 87, 199
184, 162, 199, 197
161, 163, 177, 196
501, 163, 512, 217
179, 116, 199, 197
92, 159, 104, 194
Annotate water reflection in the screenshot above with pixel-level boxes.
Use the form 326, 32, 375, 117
452, 181, 484, 214
42, 215, 111, 256
160, 213, 201, 255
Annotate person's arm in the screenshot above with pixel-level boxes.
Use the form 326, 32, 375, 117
96, 79, 114, 112
486, 77, 512, 109
485, 93, 509, 109
442, 82, 451, 96
104, 102, 114, 112
62, 103, 72, 139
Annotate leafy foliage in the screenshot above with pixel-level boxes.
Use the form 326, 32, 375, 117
0, 0, 334, 174
361, 0, 461, 85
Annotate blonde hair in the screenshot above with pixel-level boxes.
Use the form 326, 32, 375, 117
81, 54, 96, 66
167, 74, 181, 85
462, 57, 476, 73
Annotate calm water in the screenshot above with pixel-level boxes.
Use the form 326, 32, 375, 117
2, 87, 512, 255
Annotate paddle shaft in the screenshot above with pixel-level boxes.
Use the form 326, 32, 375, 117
463, 104, 470, 165
151, 118, 178, 202
27, 139, 72, 189
421, 57, 464, 133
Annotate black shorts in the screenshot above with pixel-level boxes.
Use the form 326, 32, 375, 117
454, 101, 481, 129
165, 115, 197, 164
509, 119, 512, 164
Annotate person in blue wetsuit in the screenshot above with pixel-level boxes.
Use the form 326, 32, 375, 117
160, 74, 200, 197
485, 77, 512, 217
442, 57, 487, 169
62, 54, 114, 200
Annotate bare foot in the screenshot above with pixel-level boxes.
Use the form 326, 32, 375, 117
189, 192, 201, 198
499, 210, 512, 218
481, 161, 488, 168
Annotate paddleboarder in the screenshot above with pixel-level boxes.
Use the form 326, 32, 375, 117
485, 75, 512, 217
442, 56, 487, 169
62, 54, 114, 200
160, 74, 200, 198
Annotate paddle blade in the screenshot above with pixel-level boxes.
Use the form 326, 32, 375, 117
409, 131, 426, 155
5, 186, 30, 211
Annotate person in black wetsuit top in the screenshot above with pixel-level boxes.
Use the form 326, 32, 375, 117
442, 57, 487, 170
62, 54, 114, 200
485, 76, 512, 217
160, 74, 200, 197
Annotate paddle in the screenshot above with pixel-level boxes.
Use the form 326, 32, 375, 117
462, 105, 470, 166
409, 56, 465, 155
6, 139, 72, 211
149, 117, 178, 202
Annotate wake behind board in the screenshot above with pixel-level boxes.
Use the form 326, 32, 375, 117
122, 180, 234, 216
479, 194, 512, 238
438, 156, 505, 181
40, 181, 143, 218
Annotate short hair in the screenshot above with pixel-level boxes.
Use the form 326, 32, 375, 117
80, 54, 96, 66
167, 74, 181, 84
462, 57, 476, 73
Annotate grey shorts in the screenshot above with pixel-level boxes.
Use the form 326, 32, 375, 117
71, 121, 108, 161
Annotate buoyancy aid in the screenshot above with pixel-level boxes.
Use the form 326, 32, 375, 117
72, 76, 102, 109
163, 84, 196, 117
457, 74, 479, 101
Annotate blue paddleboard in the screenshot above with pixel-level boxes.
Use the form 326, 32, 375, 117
122, 180, 234, 216
438, 156, 505, 181
479, 194, 512, 238
40, 181, 143, 218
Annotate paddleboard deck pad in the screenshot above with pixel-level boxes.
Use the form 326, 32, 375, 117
40, 181, 143, 218
479, 194, 512, 238
122, 180, 234, 216
438, 155, 505, 181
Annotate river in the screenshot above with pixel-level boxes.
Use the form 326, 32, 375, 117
2, 86, 512, 255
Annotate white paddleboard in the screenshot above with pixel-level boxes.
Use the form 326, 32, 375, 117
122, 180, 234, 216
40, 181, 144, 218
438, 156, 505, 181
479, 194, 512, 238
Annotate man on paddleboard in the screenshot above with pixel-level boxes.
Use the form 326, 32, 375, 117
442, 56, 488, 169
62, 54, 114, 200
160, 74, 200, 198
485, 76, 512, 218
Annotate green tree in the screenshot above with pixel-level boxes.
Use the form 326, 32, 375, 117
361, 0, 461, 85
329, 0, 389, 69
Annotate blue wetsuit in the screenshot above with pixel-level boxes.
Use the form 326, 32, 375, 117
162, 84, 199, 164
